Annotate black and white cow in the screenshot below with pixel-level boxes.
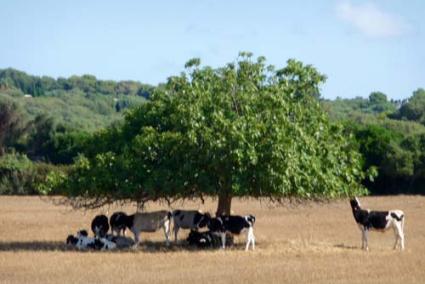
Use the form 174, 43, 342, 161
350, 197, 405, 251
208, 214, 256, 251
91, 214, 110, 238
172, 210, 211, 242
186, 229, 227, 248
124, 211, 172, 246
66, 230, 117, 250
109, 211, 128, 236
105, 234, 135, 249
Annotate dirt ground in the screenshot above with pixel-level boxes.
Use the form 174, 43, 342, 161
0, 195, 424, 284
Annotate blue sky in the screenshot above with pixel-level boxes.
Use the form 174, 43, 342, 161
1, 0, 424, 100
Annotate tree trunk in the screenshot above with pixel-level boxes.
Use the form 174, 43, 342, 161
216, 193, 232, 216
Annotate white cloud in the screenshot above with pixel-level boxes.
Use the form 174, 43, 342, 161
336, 1, 410, 38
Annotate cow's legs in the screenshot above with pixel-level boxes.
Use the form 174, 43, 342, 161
163, 220, 170, 246
363, 230, 369, 251
221, 233, 226, 249
132, 230, 140, 248
394, 222, 404, 251
245, 227, 255, 251
174, 225, 180, 243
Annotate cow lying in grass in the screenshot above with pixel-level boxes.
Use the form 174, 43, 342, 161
66, 230, 117, 250
208, 214, 256, 251
186, 230, 233, 249
350, 197, 405, 251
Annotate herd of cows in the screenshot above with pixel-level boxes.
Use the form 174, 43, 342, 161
66, 209, 256, 251
66, 197, 405, 252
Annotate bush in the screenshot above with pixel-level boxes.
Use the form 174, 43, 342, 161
0, 152, 60, 195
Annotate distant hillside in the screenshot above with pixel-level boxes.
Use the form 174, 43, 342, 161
0, 68, 154, 131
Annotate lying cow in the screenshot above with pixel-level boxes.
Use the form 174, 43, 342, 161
350, 197, 405, 251
105, 234, 135, 249
186, 230, 233, 249
208, 214, 256, 251
172, 210, 211, 242
66, 230, 116, 250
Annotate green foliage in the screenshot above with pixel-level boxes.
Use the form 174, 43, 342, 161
0, 68, 155, 98
391, 88, 425, 124
0, 67, 151, 133
52, 54, 368, 210
0, 98, 28, 153
341, 114, 425, 194
0, 152, 58, 195
323, 91, 397, 121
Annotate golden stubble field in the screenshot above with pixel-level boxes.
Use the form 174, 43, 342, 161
0, 195, 424, 284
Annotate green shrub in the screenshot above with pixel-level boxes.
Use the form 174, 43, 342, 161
0, 152, 60, 195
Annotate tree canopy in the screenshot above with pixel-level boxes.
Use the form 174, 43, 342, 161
42, 53, 368, 213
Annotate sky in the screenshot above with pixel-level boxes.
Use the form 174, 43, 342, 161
0, 0, 424, 100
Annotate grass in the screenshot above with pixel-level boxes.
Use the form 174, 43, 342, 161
0, 195, 425, 283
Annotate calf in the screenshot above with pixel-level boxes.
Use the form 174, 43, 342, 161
91, 214, 109, 238
110, 211, 128, 236
125, 210, 172, 246
350, 197, 405, 251
172, 210, 211, 242
208, 214, 256, 251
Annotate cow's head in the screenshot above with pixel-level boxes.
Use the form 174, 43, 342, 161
350, 197, 361, 211
66, 235, 78, 245
77, 230, 88, 237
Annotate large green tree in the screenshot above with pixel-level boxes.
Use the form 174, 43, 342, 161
43, 53, 368, 213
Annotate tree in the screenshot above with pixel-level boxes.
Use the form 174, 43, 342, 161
392, 88, 425, 123
43, 53, 368, 213
0, 100, 27, 155
26, 114, 56, 161
368, 92, 395, 113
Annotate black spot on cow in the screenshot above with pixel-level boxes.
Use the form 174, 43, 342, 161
198, 213, 210, 228
391, 212, 404, 222
365, 211, 389, 230
193, 212, 202, 225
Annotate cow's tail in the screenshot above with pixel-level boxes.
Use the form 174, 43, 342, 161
401, 214, 405, 233
390, 212, 404, 222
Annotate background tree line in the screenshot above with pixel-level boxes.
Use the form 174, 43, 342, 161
323, 88, 425, 194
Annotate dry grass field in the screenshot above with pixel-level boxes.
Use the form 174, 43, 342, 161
0, 195, 424, 284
